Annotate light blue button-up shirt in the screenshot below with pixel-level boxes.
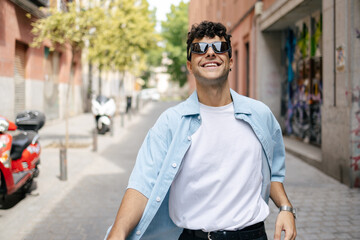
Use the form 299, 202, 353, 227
105, 89, 286, 240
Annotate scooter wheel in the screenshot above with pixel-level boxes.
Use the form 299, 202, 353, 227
21, 178, 34, 194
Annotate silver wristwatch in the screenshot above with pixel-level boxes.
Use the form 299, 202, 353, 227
279, 205, 296, 219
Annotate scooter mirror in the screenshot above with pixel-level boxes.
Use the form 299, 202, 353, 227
8, 121, 17, 131
0, 118, 17, 131
0, 118, 9, 132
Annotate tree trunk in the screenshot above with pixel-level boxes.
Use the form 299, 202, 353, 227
98, 66, 102, 96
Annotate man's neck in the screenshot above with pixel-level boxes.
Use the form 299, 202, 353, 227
196, 82, 232, 107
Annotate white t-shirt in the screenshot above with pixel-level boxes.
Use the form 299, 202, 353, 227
169, 102, 269, 231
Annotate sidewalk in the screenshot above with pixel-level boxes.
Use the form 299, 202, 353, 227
0, 104, 154, 240
283, 136, 322, 163
266, 149, 360, 240
40, 113, 95, 148
266, 138, 360, 240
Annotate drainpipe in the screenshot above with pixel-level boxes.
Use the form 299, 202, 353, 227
333, 0, 336, 107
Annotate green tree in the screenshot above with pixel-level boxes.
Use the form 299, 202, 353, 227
30, 0, 158, 154
87, 0, 158, 92
161, 1, 188, 87
88, 0, 157, 72
137, 7, 163, 87
31, 1, 105, 152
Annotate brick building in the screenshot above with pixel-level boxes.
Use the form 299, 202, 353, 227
0, 0, 83, 122
188, 0, 360, 187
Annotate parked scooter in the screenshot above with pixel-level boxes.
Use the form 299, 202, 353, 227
0, 111, 45, 198
91, 95, 116, 135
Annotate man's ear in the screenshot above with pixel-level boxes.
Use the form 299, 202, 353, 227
187, 60, 193, 74
229, 57, 234, 69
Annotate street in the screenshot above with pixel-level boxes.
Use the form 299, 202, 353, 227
0, 101, 360, 240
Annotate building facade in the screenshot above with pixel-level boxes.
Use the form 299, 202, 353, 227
0, 0, 83, 122
188, 0, 360, 187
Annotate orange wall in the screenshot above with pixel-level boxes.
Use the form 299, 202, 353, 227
0, 1, 43, 80
188, 0, 257, 29
228, 11, 255, 97
0, 0, 81, 85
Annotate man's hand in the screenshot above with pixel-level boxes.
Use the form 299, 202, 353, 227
274, 210, 297, 240
270, 182, 297, 240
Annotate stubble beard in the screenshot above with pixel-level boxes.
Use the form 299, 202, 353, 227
194, 70, 230, 88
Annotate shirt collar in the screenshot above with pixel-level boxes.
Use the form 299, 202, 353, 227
180, 88, 252, 117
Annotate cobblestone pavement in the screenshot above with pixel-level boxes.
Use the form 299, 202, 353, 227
265, 153, 360, 240
1, 101, 359, 240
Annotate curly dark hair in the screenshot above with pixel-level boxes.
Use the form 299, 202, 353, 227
187, 21, 232, 61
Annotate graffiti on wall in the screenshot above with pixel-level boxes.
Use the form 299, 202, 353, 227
283, 15, 322, 146
336, 45, 346, 72
348, 86, 360, 187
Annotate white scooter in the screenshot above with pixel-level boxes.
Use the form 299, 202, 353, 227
91, 95, 116, 135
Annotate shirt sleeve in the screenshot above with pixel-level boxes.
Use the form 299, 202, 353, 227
270, 118, 286, 183
127, 128, 168, 199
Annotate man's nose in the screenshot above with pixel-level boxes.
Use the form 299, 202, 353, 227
206, 45, 216, 57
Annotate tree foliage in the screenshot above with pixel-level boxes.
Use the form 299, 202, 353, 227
31, 2, 104, 53
88, 0, 158, 73
30, 0, 158, 150
31, 0, 158, 74
161, 1, 188, 87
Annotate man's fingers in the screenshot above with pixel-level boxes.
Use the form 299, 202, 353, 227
284, 226, 297, 240
284, 230, 292, 240
274, 223, 282, 240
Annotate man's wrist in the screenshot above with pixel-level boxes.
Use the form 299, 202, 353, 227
279, 205, 296, 219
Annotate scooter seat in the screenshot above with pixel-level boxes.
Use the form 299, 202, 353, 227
10, 131, 38, 160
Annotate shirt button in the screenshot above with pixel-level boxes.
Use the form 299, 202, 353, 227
172, 163, 177, 168
187, 136, 191, 141
136, 230, 141, 235
198, 115, 201, 120
156, 196, 161, 202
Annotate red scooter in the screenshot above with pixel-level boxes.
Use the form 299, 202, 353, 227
0, 111, 45, 198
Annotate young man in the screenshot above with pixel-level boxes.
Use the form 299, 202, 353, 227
106, 21, 297, 240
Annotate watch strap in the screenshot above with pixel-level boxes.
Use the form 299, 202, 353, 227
279, 205, 296, 219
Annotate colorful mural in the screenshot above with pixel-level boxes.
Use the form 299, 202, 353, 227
283, 15, 322, 146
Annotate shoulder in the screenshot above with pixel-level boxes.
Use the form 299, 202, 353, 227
156, 102, 183, 124
231, 91, 279, 132
231, 90, 272, 116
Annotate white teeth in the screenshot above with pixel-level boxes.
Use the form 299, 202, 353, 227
204, 63, 217, 67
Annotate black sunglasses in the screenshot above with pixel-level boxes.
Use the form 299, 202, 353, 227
190, 41, 231, 56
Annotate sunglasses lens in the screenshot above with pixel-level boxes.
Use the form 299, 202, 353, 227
192, 43, 208, 53
213, 42, 229, 53
191, 42, 230, 55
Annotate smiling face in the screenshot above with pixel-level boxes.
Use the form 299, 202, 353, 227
187, 36, 233, 88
